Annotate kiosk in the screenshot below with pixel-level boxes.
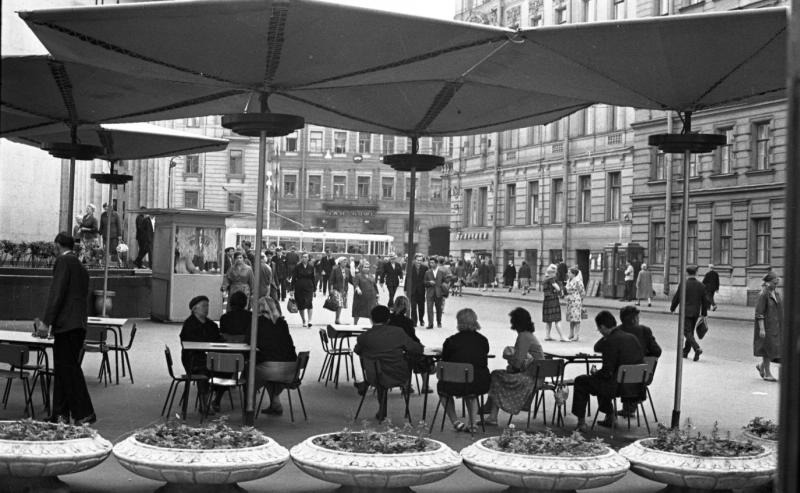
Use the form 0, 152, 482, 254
148, 209, 236, 321
601, 242, 644, 299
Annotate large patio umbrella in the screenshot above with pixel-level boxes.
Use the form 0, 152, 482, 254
7, 121, 229, 317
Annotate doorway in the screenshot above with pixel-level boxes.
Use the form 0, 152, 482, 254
428, 227, 450, 256
576, 249, 590, 287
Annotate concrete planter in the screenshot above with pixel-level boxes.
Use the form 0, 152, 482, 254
113, 435, 289, 492
460, 438, 629, 493
620, 438, 776, 492
742, 430, 777, 450
290, 433, 461, 492
0, 430, 112, 493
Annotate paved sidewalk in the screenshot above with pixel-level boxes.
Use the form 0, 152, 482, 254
458, 286, 753, 322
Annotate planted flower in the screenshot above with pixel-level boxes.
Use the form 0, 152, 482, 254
646, 422, 762, 457
744, 417, 778, 441
313, 422, 437, 454
0, 419, 95, 441
134, 417, 267, 450
486, 427, 607, 457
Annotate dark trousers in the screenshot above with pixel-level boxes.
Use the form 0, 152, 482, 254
683, 315, 701, 353
52, 328, 94, 421
387, 284, 398, 306
426, 294, 443, 327
320, 275, 329, 294
571, 374, 614, 419
705, 288, 717, 307
135, 241, 151, 267
410, 293, 425, 325
624, 280, 635, 300
278, 278, 288, 300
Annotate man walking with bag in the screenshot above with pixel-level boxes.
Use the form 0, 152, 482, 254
670, 266, 710, 361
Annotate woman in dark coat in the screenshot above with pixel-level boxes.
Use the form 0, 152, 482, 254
436, 308, 490, 432
754, 271, 782, 382
291, 253, 316, 327
330, 256, 351, 324
351, 260, 378, 325
503, 261, 517, 292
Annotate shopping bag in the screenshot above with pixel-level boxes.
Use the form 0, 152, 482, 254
323, 291, 341, 311
695, 316, 708, 339
581, 307, 589, 320
287, 297, 299, 314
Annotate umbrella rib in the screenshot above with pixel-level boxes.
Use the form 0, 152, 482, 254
450, 102, 591, 135
46, 59, 80, 128
689, 27, 786, 109
412, 80, 464, 135
263, 1, 289, 88
98, 129, 114, 156
277, 92, 408, 135
28, 20, 241, 86
1, 101, 64, 126
96, 89, 247, 123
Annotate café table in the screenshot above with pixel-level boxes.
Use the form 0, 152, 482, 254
87, 317, 128, 345
178, 341, 252, 419
543, 349, 602, 374
325, 324, 368, 388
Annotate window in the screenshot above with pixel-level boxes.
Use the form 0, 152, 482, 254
607, 172, 621, 221
658, 0, 669, 14
431, 137, 445, 155
715, 220, 733, 265
309, 130, 323, 153
554, 0, 567, 24
753, 121, 770, 170
609, 106, 625, 131
185, 117, 201, 128
381, 177, 394, 199
228, 150, 243, 175
551, 179, 564, 223
431, 177, 443, 200
463, 189, 473, 227
752, 218, 771, 265
334, 131, 347, 154
227, 192, 242, 212
505, 184, 516, 225
405, 177, 418, 199
652, 222, 666, 264
580, 0, 592, 22
283, 175, 297, 197
382, 135, 394, 155
398, 137, 408, 154
572, 109, 587, 136
357, 176, 370, 198
476, 187, 488, 226
501, 129, 519, 150
285, 132, 298, 153
548, 120, 561, 142
404, 219, 421, 232
505, 4, 521, 27
652, 151, 666, 180
717, 127, 734, 174
333, 175, 346, 197
687, 222, 698, 265
185, 155, 200, 174
527, 181, 539, 225
184, 190, 199, 209
678, 154, 698, 177
529, 0, 543, 26
578, 175, 592, 223
358, 132, 371, 154
363, 218, 387, 234
307, 175, 321, 198
613, 0, 626, 19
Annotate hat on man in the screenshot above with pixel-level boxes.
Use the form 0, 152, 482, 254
620, 305, 640, 321
763, 271, 778, 282
189, 295, 209, 310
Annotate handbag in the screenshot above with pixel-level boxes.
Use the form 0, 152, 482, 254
323, 291, 341, 311
286, 297, 299, 314
580, 307, 589, 320
695, 316, 708, 339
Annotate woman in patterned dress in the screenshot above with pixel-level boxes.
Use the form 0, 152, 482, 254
481, 307, 544, 425
564, 267, 586, 341
542, 264, 567, 341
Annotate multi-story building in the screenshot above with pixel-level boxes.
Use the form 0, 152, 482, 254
449, 0, 637, 286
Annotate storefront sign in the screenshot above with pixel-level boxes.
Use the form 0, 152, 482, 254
323, 203, 378, 217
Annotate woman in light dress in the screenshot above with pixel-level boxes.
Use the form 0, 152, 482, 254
221, 251, 254, 310
564, 267, 585, 341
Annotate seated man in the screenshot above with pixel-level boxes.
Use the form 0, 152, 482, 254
219, 291, 251, 343
572, 310, 644, 432
619, 305, 662, 357
180, 295, 225, 414
354, 305, 423, 421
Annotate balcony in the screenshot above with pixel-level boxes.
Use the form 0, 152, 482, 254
320, 192, 380, 206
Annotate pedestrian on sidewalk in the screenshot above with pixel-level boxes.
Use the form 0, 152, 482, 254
478, 258, 492, 292
754, 272, 781, 382
518, 261, 532, 295
503, 261, 516, 293
702, 264, 720, 311
635, 263, 654, 307
670, 266, 709, 361
487, 259, 497, 291
565, 267, 586, 341
623, 261, 635, 301
454, 260, 467, 296
542, 264, 567, 341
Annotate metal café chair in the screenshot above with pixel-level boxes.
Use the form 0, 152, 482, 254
81, 325, 117, 386
0, 343, 35, 417
201, 352, 246, 423
256, 351, 310, 422
353, 357, 412, 423
107, 324, 137, 384
428, 361, 486, 435
320, 326, 355, 387
161, 345, 208, 418
517, 358, 566, 429
590, 363, 651, 438
643, 356, 659, 422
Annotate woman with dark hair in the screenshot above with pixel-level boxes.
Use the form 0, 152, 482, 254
219, 291, 250, 343
437, 308, 490, 432
221, 251, 253, 311
389, 295, 418, 342
291, 252, 316, 327
503, 261, 516, 292
481, 307, 544, 425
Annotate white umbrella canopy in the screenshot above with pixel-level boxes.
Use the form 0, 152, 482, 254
8, 122, 229, 161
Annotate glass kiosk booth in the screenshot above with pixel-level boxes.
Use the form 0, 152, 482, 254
148, 209, 236, 322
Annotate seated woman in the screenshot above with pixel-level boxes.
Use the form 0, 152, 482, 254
482, 307, 544, 425
245, 297, 297, 416
388, 296, 418, 342
179, 295, 225, 414
219, 291, 250, 343
437, 308, 490, 432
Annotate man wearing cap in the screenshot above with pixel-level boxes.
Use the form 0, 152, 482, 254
670, 266, 710, 361
404, 255, 428, 327
381, 254, 404, 307
702, 264, 720, 312
180, 295, 225, 414
619, 306, 662, 358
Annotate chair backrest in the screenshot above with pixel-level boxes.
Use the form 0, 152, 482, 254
164, 345, 176, 378
124, 324, 138, 350
326, 325, 339, 341
292, 351, 310, 386
319, 329, 330, 352
0, 343, 29, 368
643, 356, 658, 386
528, 358, 565, 383
436, 361, 474, 384
616, 363, 650, 400
207, 352, 244, 374
85, 325, 112, 346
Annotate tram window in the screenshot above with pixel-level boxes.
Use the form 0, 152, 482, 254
311, 239, 324, 252
328, 240, 345, 253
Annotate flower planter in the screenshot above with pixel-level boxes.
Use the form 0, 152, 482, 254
620, 438, 776, 492
742, 430, 777, 450
290, 433, 461, 492
460, 437, 629, 493
113, 435, 289, 493
0, 429, 112, 493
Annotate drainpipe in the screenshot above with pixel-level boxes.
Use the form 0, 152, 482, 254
492, 133, 500, 264
538, 126, 545, 287
299, 127, 307, 226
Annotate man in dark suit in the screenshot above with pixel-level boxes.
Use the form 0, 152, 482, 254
99, 202, 122, 265
619, 305, 662, 357
39, 232, 96, 424
572, 310, 644, 432
423, 257, 447, 329
273, 248, 288, 301
284, 245, 300, 276
381, 254, 404, 307
702, 264, 720, 311
404, 255, 428, 327
670, 266, 710, 361
319, 249, 334, 295
134, 209, 153, 268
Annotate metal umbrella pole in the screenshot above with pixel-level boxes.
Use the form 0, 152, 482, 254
101, 161, 115, 317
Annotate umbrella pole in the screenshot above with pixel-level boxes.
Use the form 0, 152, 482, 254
404, 137, 419, 292
101, 161, 115, 317
67, 158, 76, 234
670, 144, 691, 429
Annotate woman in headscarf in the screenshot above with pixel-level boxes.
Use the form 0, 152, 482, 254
542, 264, 567, 341
351, 259, 378, 325
564, 267, 586, 341
291, 252, 316, 327
503, 261, 517, 292
754, 272, 782, 382
221, 251, 253, 310
330, 256, 351, 324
